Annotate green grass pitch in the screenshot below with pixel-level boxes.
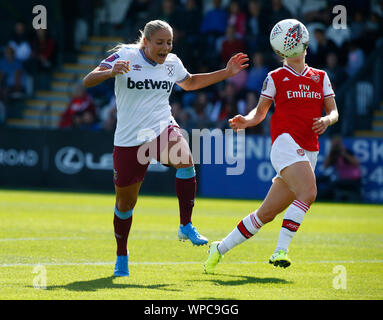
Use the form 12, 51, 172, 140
0, 189, 382, 300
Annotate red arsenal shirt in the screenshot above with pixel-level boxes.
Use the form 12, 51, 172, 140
260, 64, 335, 151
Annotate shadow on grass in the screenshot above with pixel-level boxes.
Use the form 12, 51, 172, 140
30, 276, 181, 292
196, 273, 292, 286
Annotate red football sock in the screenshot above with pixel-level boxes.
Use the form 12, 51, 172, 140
175, 176, 196, 226
113, 214, 133, 256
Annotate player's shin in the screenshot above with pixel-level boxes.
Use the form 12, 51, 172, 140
113, 207, 133, 256
218, 210, 264, 255
175, 166, 196, 226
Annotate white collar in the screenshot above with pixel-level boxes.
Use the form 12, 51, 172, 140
283, 64, 309, 77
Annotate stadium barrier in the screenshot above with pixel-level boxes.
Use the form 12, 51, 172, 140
0, 128, 382, 203
0, 128, 177, 194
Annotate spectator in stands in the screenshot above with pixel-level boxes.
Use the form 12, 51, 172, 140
317, 136, 362, 202
300, 0, 328, 24
227, 65, 247, 93
0, 100, 6, 125
346, 41, 365, 76
8, 21, 32, 65
308, 28, 339, 69
363, 12, 383, 53
175, 0, 203, 70
200, 0, 228, 65
157, 0, 180, 29
98, 96, 117, 132
80, 109, 101, 131
207, 82, 237, 124
185, 92, 212, 130
201, 0, 230, 14
350, 11, 366, 43
246, 51, 269, 95
216, 97, 238, 129
267, 0, 292, 31
219, 25, 246, 66
31, 29, 56, 72
246, 0, 268, 53
103, 106, 117, 132
324, 52, 347, 91
227, 0, 247, 38
125, 0, 156, 38
71, 111, 84, 129
171, 100, 189, 130
325, 20, 351, 49
59, 83, 97, 128
200, 0, 228, 35
0, 46, 26, 99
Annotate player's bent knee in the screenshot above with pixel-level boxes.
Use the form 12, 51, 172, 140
297, 184, 317, 205
116, 199, 137, 212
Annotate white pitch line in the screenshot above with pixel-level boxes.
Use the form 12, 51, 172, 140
0, 237, 87, 242
1, 260, 382, 268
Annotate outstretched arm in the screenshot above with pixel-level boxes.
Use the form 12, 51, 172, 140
177, 53, 249, 91
229, 96, 273, 132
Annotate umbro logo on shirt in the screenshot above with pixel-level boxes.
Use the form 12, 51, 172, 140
283, 77, 290, 81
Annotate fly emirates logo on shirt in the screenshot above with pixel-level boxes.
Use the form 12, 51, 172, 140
286, 84, 322, 100
127, 77, 174, 93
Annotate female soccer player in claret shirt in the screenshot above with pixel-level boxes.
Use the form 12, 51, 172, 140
83, 20, 249, 276
204, 21, 339, 274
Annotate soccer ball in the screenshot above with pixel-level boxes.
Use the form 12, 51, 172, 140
270, 19, 309, 58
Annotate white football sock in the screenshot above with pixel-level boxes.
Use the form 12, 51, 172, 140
275, 199, 310, 253
218, 211, 264, 255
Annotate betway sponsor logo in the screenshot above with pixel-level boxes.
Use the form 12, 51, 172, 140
127, 78, 173, 93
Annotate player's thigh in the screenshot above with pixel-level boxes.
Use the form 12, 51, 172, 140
257, 177, 295, 223
115, 181, 142, 212
280, 161, 317, 204
160, 136, 193, 169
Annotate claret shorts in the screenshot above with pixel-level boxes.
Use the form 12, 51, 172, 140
113, 125, 183, 187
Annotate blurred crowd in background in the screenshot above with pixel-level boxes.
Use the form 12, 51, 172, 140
0, 0, 383, 134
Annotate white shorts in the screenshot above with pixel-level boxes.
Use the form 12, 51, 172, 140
270, 133, 318, 179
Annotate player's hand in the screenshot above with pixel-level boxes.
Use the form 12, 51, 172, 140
110, 61, 130, 77
226, 53, 249, 77
312, 117, 330, 135
229, 115, 248, 132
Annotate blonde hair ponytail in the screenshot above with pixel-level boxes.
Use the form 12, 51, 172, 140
109, 20, 173, 53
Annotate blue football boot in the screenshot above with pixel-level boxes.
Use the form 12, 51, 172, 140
113, 255, 129, 277
178, 222, 208, 246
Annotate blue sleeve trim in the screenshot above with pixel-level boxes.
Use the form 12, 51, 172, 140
99, 63, 113, 69
176, 73, 190, 84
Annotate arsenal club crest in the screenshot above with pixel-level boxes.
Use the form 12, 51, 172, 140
311, 74, 320, 83
297, 149, 305, 156
165, 64, 175, 77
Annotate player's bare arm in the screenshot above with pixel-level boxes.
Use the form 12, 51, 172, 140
229, 96, 273, 132
312, 96, 339, 135
83, 61, 130, 88
178, 53, 249, 91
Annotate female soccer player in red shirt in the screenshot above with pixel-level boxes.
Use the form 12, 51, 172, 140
204, 23, 339, 273
83, 20, 248, 276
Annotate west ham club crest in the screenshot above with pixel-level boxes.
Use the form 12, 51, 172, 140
165, 64, 175, 77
